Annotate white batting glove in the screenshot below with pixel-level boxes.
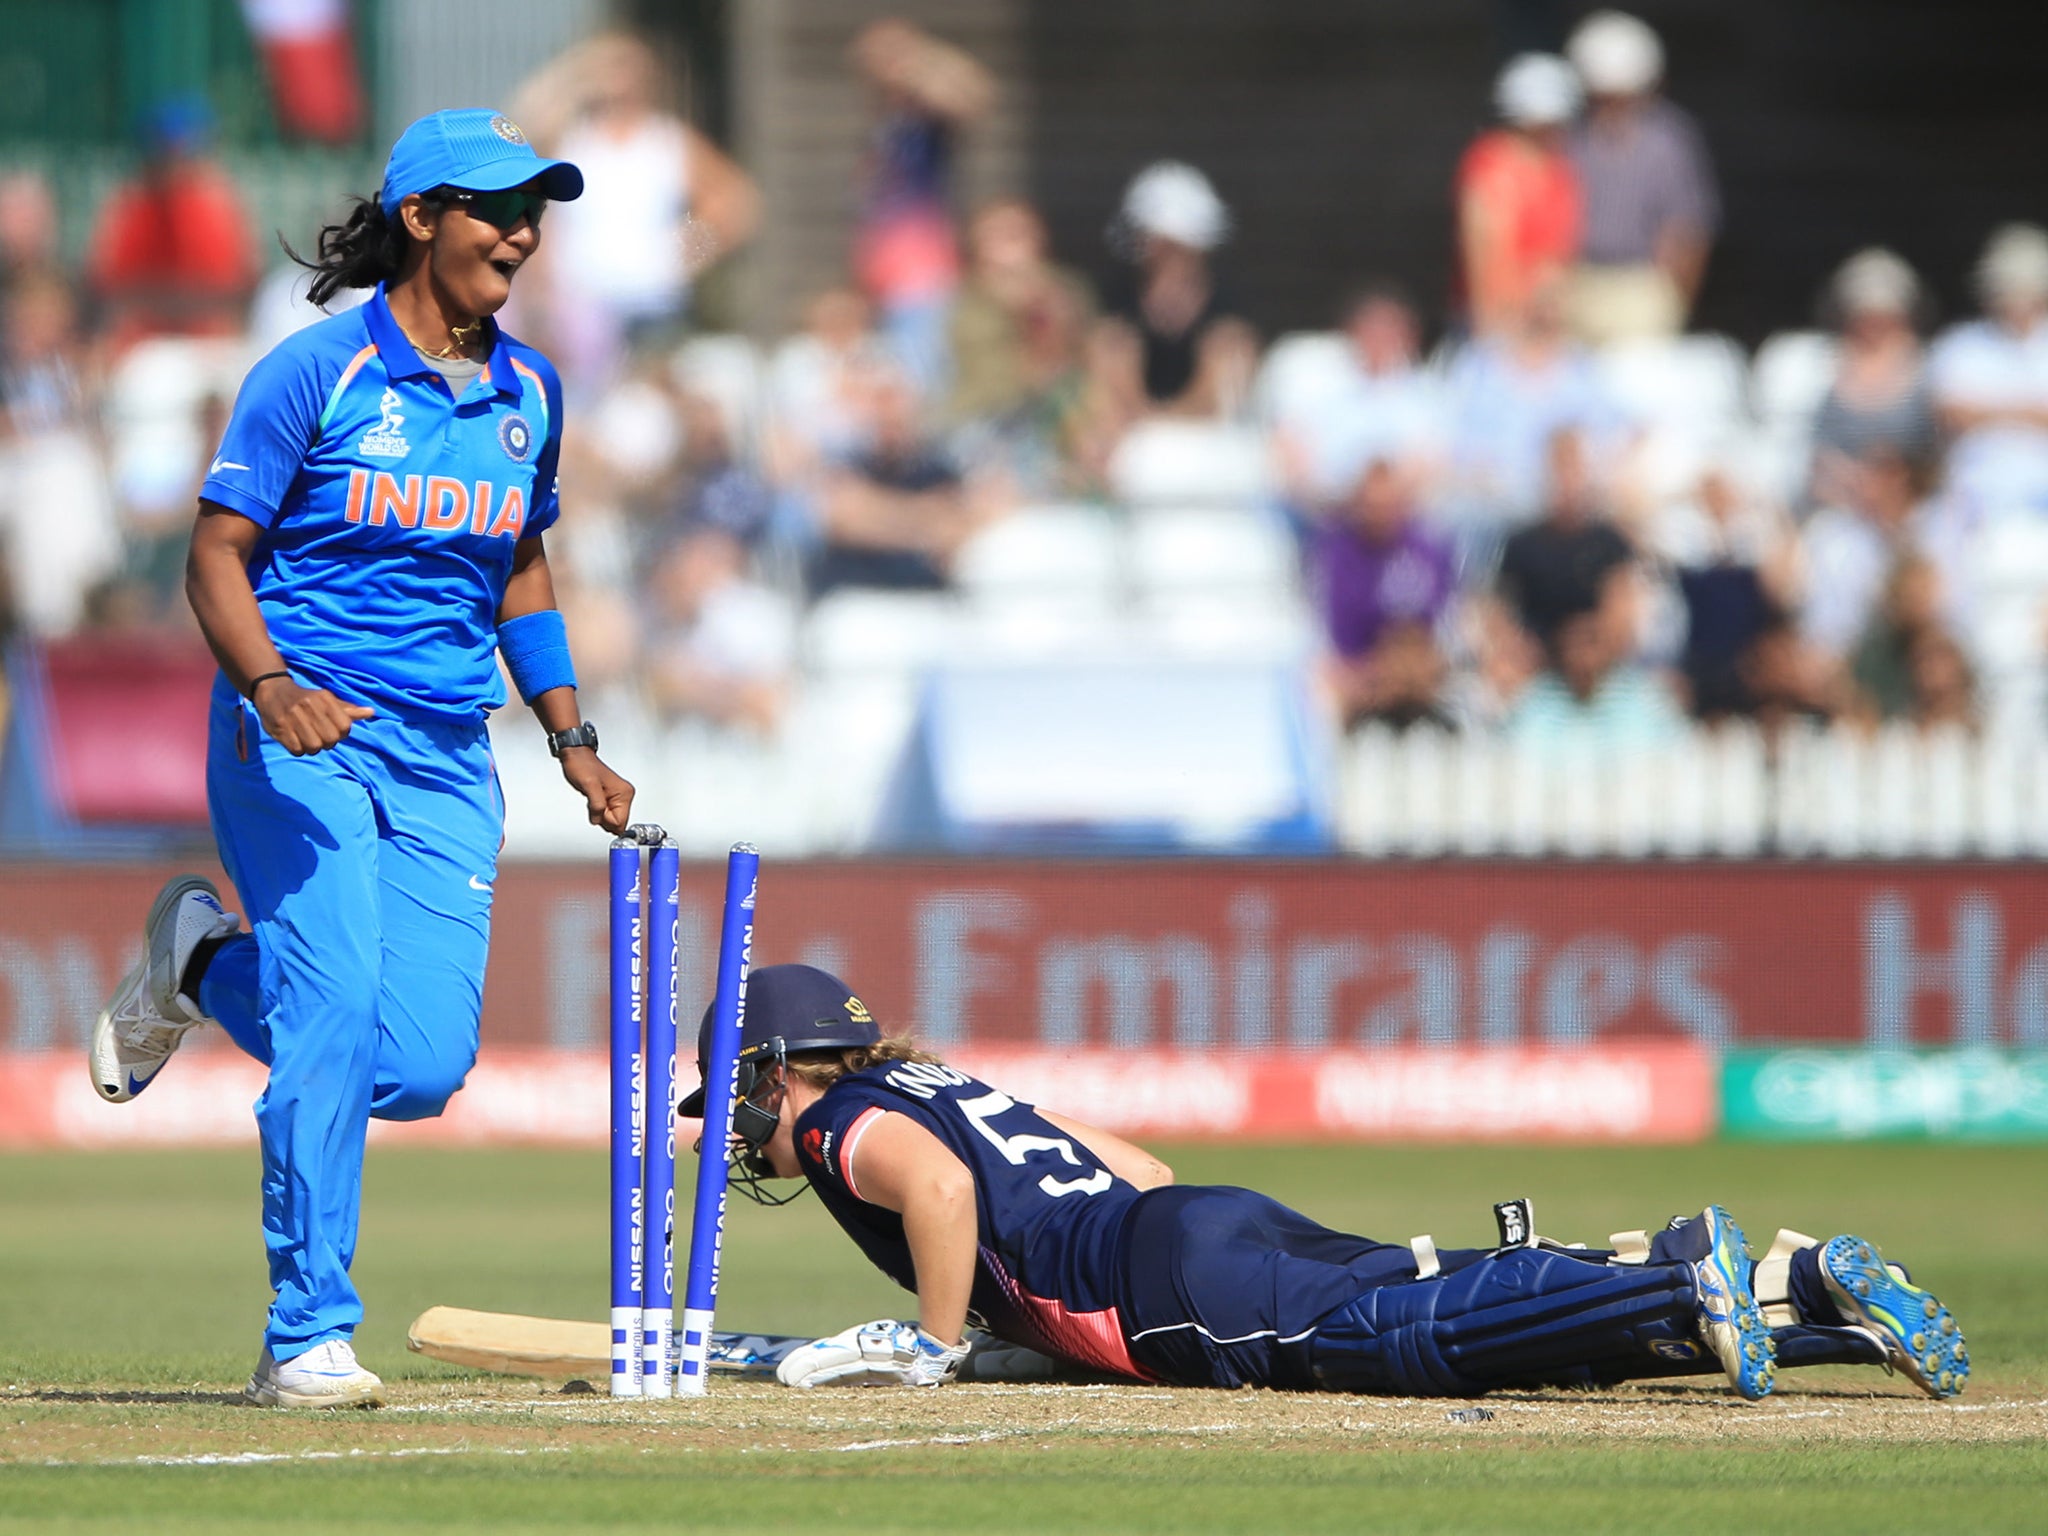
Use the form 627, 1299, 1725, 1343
774, 1319, 971, 1389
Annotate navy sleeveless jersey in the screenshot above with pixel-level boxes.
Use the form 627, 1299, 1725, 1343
792, 1062, 1437, 1389
793, 1061, 1152, 1379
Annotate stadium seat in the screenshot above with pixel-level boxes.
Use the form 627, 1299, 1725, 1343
1750, 330, 1839, 429
672, 333, 765, 450
1108, 421, 1272, 507
1598, 335, 1749, 435
801, 590, 966, 676
1126, 506, 1297, 601
952, 504, 1124, 605
1252, 331, 1352, 425
1134, 593, 1314, 663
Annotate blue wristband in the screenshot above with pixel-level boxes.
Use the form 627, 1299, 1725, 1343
496, 609, 578, 704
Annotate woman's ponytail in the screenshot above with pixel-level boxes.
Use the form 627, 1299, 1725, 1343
284, 191, 447, 307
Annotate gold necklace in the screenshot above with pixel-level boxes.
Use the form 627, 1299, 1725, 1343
401, 315, 483, 360
420, 317, 483, 360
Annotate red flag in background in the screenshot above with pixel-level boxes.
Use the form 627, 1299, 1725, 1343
239, 0, 365, 143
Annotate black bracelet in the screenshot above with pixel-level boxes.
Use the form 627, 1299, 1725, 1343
247, 671, 290, 699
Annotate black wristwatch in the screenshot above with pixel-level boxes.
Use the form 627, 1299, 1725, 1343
546, 721, 600, 757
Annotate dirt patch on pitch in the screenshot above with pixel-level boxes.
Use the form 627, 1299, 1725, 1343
6, 1374, 2042, 1466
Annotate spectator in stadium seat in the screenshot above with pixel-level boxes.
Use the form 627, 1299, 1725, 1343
1103, 161, 1257, 416
809, 361, 991, 597
87, 97, 255, 353
767, 287, 888, 492
1563, 11, 1718, 345
1809, 249, 1937, 510
1929, 223, 2048, 516
947, 199, 1095, 493
1454, 54, 1583, 339
1795, 446, 1935, 664
1505, 605, 1683, 747
1272, 283, 1447, 521
0, 271, 121, 634
671, 390, 775, 551
643, 523, 797, 735
513, 33, 759, 400
1312, 456, 1457, 730
1444, 279, 1622, 535
1057, 314, 1152, 499
948, 199, 1093, 424
851, 18, 995, 391
1905, 631, 1979, 734
1846, 554, 1973, 730
0, 172, 59, 295
1647, 461, 1801, 719
1738, 612, 1848, 740
1495, 427, 1634, 655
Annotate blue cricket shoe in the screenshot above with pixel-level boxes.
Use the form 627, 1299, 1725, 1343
1819, 1235, 1968, 1399
1691, 1205, 1777, 1400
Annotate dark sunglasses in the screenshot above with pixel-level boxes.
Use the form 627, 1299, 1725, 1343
442, 186, 547, 231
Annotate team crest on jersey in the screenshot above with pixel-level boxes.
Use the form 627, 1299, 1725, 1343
498, 413, 534, 463
489, 114, 527, 144
802, 1127, 827, 1168
358, 389, 410, 459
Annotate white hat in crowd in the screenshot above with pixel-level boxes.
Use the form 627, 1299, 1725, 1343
1117, 160, 1230, 251
1830, 248, 1921, 319
1977, 223, 2048, 307
1493, 53, 1583, 130
1567, 10, 1664, 96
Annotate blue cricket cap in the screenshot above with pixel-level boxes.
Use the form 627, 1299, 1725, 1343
378, 108, 584, 214
678, 964, 884, 1116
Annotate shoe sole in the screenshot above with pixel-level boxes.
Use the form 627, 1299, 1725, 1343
87, 877, 219, 1103
1693, 1206, 1776, 1400
1820, 1235, 1968, 1399
242, 1378, 385, 1409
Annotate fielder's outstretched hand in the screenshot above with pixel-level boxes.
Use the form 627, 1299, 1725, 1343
775, 1320, 970, 1388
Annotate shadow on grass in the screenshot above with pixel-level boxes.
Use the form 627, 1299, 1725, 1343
15, 1388, 252, 1407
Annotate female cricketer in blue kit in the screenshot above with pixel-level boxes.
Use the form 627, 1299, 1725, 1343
87, 109, 634, 1408
698, 966, 1970, 1405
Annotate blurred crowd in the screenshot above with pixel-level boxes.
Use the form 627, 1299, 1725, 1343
4, 12, 2047, 752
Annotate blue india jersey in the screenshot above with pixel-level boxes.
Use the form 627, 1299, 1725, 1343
198, 284, 563, 721
793, 1062, 1154, 1380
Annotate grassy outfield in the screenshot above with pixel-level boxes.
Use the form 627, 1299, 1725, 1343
2, 1141, 2043, 1533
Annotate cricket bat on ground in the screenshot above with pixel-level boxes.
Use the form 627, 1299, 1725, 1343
406, 1306, 807, 1380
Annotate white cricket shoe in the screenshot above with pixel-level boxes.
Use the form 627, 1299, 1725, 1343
88, 875, 240, 1103
243, 1340, 385, 1409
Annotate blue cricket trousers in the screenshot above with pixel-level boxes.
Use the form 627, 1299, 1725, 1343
199, 678, 502, 1361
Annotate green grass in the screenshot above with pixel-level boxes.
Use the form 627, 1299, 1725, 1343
3, 1142, 2044, 1532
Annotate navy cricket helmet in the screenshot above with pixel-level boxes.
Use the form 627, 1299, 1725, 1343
676, 963, 882, 1117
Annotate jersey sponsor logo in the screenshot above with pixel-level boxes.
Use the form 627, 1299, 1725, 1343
357, 388, 411, 459
489, 114, 527, 144
342, 469, 526, 539
883, 1061, 971, 1100
498, 413, 534, 463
